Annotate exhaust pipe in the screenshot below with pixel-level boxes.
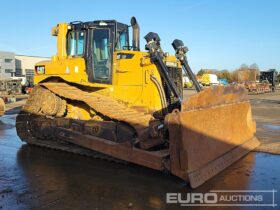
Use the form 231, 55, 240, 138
131, 17, 140, 51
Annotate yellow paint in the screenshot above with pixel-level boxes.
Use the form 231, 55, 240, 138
66, 103, 92, 120
34, 23, 181, 115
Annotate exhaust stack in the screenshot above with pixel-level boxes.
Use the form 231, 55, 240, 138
131, 17, 140, 51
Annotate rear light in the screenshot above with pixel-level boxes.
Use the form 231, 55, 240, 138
35, 66, 45, 74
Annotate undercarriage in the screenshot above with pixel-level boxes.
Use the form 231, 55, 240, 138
16, 83, 170, 171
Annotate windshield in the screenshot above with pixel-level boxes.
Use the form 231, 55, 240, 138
67, 31, 85, 56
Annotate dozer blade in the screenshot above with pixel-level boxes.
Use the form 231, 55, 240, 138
0, 98, 5, 116
167, 85, 260, 188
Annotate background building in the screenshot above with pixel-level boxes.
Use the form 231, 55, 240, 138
0, 51, 16, 78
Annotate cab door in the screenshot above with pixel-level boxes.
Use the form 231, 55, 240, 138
87, 24, 114, 84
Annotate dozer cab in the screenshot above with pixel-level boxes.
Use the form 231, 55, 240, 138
16, 17, 259, 188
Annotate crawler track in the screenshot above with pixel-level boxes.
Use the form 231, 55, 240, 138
16, 81, 156, 162
16, 111, 126, 163
41, 82, 152, 139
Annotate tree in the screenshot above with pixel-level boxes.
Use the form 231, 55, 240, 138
240, 64, 249, 70
230, 70, 239, 82
197, 69, 206, 76
234, 63, 260, 82
218, 70, 231, 82
249, 63, 259, 70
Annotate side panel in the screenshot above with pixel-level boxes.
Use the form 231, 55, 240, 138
34, 57, 89, 84
112, 51, 163, 113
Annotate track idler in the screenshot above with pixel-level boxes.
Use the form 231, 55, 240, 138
22, 85, 66, 117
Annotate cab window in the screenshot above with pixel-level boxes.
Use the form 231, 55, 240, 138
115, 30, 128, 50
67, 31, 85, 56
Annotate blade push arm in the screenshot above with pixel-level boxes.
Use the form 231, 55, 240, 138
145, 32, 182, 103
172, 39, 202, 92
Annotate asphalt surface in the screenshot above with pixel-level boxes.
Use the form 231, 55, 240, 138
0, 91, 279, 210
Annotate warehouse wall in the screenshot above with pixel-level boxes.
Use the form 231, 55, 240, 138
0, 51, 16, 78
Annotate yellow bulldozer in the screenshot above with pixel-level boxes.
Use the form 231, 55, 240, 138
0, 98, 4, 116
16, 17, 259, 188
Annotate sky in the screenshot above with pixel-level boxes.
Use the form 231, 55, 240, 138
0, 0, 279, 72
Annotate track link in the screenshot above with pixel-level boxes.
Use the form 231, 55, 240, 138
16, 111, 126, 163
39, 82, 153, 139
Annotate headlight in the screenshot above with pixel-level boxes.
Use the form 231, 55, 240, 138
35, 66, 45, 74
165, 61, 178, 68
